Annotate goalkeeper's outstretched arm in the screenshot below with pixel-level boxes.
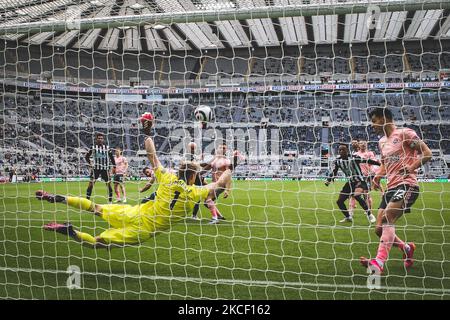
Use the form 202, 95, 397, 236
141, 112, 160, 169
144, 136, 161, 170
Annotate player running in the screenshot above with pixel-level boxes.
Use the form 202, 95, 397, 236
113, 148, 128, 203
360, 107, 432, 273
85, 133, 116, 203
325, 144, 380, 224
36, 113, 233, 249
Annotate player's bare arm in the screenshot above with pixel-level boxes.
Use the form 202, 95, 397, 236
223, 150, 242, 198
372, 160, 386, 191
354, 157, 381, 169
325, 164, 338, 186
201, 162, 212, 171
229, 150, 242, 170
144, 137, 162, 170
364, 158, 381, 166
400, 140, 432, 175
140, 176, 155, 193
140, 112, 161, 170
85, 149, 93, 168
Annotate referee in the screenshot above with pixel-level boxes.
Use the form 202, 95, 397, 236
85, 133, 116, 203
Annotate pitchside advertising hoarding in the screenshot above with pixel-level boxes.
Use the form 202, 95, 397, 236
105, 94, 164, 101
10, 80, 450, 95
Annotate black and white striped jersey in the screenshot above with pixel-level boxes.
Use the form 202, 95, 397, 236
85, 144, 116, 171
327, 156, 380, 183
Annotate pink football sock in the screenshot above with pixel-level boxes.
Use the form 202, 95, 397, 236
376, 224, 396, 265
205, 199, 218, 219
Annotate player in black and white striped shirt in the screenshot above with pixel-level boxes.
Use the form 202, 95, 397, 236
85, 133, 116, 203
325, 144, 380, 223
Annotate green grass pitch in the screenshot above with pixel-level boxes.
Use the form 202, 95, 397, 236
1, 180, 449, 300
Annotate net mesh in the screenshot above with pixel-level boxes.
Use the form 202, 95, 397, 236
0, 0, 450, 300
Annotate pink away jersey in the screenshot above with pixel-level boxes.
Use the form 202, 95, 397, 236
210, 156, 231, 182
356, 150, 378, 176
378, 127, 420, 189
114, 156, 128, 175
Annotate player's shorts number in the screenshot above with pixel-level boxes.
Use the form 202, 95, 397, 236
391, 189, 407, 202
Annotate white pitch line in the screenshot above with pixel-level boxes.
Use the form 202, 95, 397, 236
2, 217, 450, 233
0, 266, 449, 295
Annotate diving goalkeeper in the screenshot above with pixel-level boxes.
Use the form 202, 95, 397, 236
36, 112, 232, 249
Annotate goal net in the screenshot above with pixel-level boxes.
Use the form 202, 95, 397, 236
0, 0, 449, 300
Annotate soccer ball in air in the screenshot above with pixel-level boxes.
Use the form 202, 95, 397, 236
194, 105, 212, 123
140, 112, 154, 134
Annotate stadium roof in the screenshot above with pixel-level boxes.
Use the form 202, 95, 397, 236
0, 0, 449, 51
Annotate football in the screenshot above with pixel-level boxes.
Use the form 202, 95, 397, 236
140, 112, 154, 134
194, 105, 212, 122
140, 112, 154, 125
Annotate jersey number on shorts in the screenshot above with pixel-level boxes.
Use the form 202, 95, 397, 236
170, 191, 181, 210
392, 189, 406, 202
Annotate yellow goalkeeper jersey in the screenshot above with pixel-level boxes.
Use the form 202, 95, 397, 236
141, 165, 209, 230
99, 166, 209, 244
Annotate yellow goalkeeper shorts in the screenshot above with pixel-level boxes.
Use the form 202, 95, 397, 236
99, 203, 155, 245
